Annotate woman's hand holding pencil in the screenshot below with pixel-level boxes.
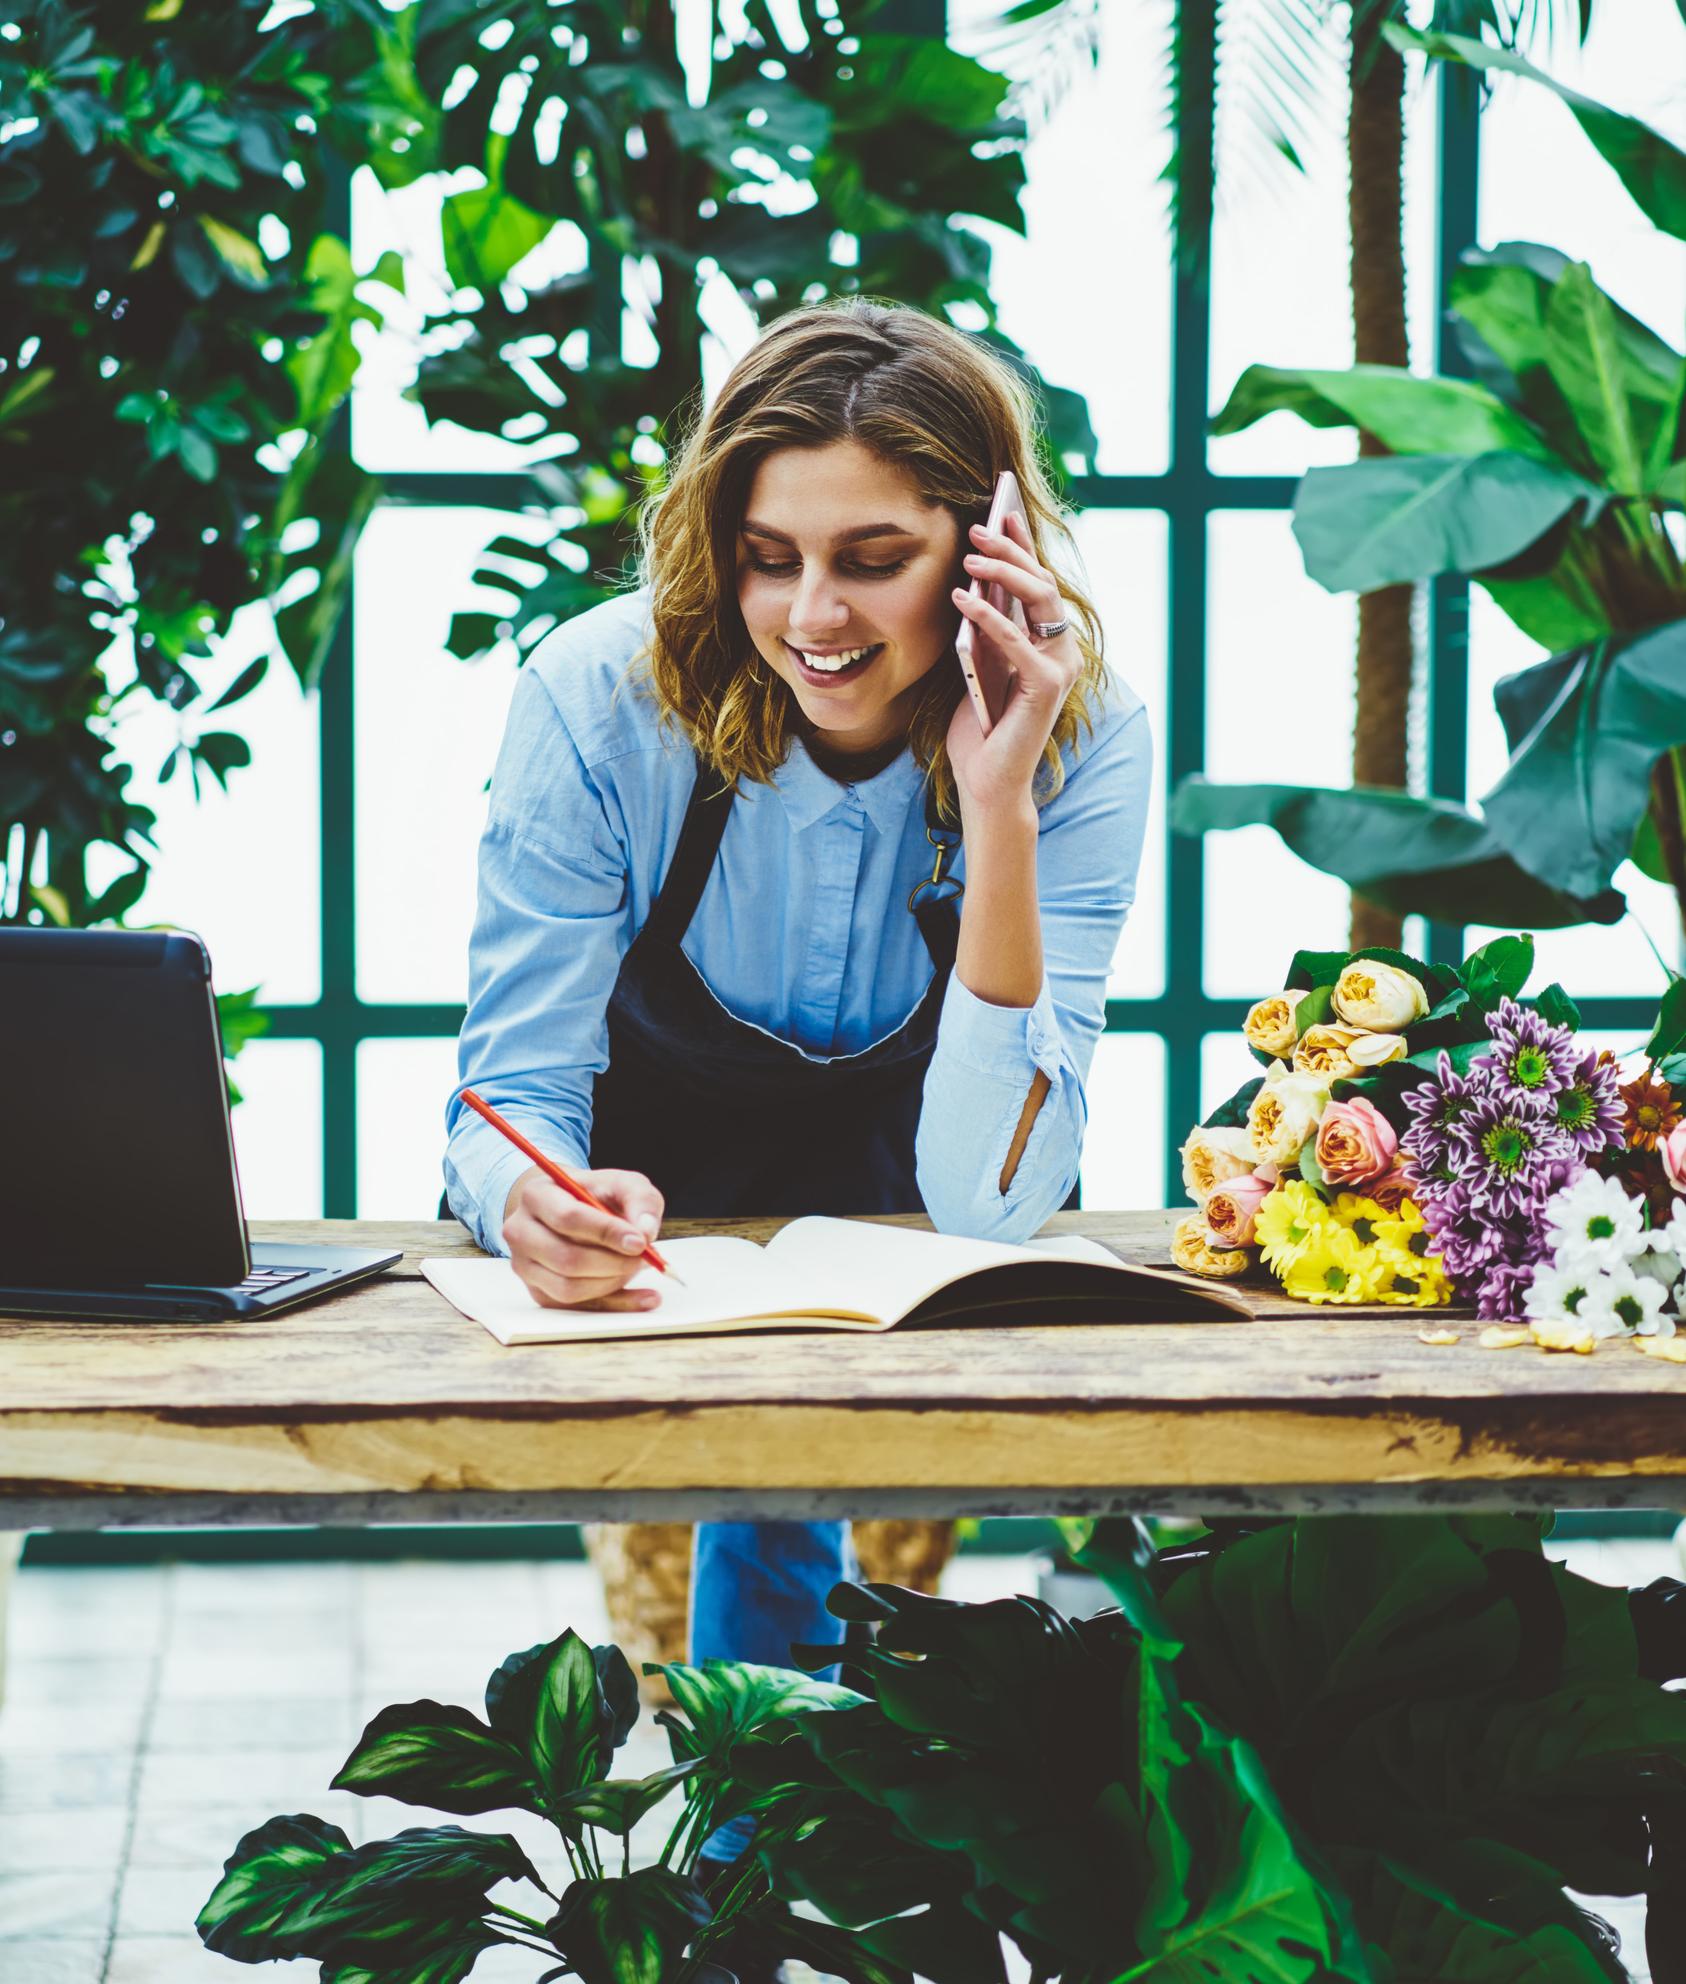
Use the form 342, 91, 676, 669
461, 1088, 677, 1313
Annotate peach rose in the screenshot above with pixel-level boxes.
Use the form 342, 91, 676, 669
1170, 1215, 1251, 1279
1663, 1124, 1686, 1193
1366, 1163, 1413, 1212
1204, 1172, 1275, 1248
1178, 1124, 1256, 1203
1314, 1096, 1399, 1187
1293, 1023, 1408, 1083
1243, 991, 1306, 1059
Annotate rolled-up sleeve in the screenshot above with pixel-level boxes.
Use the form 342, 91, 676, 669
916, 699, 1152, 1241
443, 664, 633, 1255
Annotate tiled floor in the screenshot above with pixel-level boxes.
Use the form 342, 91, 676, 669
0, 1534, 1675, 1983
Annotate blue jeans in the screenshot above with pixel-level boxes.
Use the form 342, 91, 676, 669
689, 1519, 852, 1864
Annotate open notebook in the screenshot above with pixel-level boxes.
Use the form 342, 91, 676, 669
420, 1215, 1255, 1346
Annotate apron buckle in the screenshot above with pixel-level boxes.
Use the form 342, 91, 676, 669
907, 825, 964, 913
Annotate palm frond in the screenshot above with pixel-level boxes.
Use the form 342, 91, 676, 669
949, 0, 1104, 132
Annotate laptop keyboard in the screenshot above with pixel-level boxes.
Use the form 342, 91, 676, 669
237, 1268, 313, 1292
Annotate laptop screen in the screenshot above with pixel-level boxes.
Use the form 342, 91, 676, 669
0, 928, 250, 1288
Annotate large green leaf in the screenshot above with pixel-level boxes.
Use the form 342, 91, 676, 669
1292, 451, 1604, 595
1545, 262, 1649, 492
548, 1866, 712, 1984
1169, 777, 1626, 928
551, 1762, 695, 1839
198, 1819, 532, 1967
656, 1660, 864, 1770
196, 1813, 354, 1961
1450, 242, 1685, 487
1386, 25, 1686, 241
319, 1925, 507, 1984
330, 1701, 538, 1816
440, 184, 553, 292
286, 234, 405, 430
1127, 1709, 1350, 1983
1480, 619, 1686, 897
1212, 363, 1559, 461
526, 1629, 619, 1803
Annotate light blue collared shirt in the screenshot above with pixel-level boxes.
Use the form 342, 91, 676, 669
443, 589, 1151, 1254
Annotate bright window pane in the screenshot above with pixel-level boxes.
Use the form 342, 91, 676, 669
357, 1038, 461, 1219
1465, 589, 1680, 998
1081, 1032, 1168, 1209
231, 1040, 323, 1220
948, 0, 1172, 473
354, 507, 534, 1004
1479, 1, 1686, 349
1071, 508, 1166, 998
86, 602, 321, 1005
1202, 511, 1355, 996
1208, 12, 1443, 475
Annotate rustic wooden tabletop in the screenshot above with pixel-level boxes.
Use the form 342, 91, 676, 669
2, 1213, 1682, 1525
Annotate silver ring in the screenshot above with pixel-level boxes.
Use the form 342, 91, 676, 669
1030, 616, 1069, 641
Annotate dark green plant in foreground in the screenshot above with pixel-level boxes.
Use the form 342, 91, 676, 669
1172, 29, 1686, 939
200, 1514, 1686, 1982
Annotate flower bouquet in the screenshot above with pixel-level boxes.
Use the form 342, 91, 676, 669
1174, 933, 1686, 1354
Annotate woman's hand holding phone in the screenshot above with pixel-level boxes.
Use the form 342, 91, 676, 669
503, 1162, 666, 1311
947, 499, 1083, 820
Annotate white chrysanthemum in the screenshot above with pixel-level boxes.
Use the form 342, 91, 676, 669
1523, 1261, 1601, 1325
1543, 1171, 1647, 1269
1632, 1246, 1682, 1294
1578, 1267, 1670, 1339
1658, 1199, 1686, 1265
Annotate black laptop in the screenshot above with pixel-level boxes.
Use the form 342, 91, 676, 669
0, 927, 400, 1321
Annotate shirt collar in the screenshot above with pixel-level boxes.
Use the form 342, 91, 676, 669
771, 736, 927, 837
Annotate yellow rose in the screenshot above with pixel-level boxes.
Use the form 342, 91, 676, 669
1332, 960, 1430, 1032
1243, 990, 1307, 1059
1170, 1214, 1251, 1279
1178, 1124, 1256, 1203
1293, 1023, 1409, 1083
1246, 1067, 1329, 1168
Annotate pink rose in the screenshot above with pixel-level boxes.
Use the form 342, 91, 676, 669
1315, 1095, 1398, 1187
1204, 1171, 1275, 1248
1664, 1124, 1686, 1193
1367, 1163, 1412, 1212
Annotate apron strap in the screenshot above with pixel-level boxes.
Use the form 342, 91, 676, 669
640, 757, 734, 949
914, 776, 962, 973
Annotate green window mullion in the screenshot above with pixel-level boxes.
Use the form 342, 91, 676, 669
1426, 58, 1481, 975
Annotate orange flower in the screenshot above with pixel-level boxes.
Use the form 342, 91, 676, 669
1618, 1071, 1681, 1152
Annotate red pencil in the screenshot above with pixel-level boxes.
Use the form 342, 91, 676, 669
458, 1087, 682, 1283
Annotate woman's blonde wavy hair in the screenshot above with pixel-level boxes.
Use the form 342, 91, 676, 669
631, 295, 1106, 821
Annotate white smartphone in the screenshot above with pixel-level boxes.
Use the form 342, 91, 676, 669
955, 469, 1030, 735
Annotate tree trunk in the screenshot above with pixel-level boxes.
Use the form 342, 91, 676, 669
1347, 11, 1413, 953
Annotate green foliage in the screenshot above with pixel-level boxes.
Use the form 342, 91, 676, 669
0, 0, 405, 928
200, 1516, 1686, 1982
388, 0, 1097, 670
1081, 1513, 1686, 1984
3, 0, 1092, 952
1180, 37, 1686, 940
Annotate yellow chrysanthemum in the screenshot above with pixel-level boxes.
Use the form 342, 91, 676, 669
1254, 1180, 1338, 1277
1370, 1243, 1454, 1308
1282, 1221, 1388, 1304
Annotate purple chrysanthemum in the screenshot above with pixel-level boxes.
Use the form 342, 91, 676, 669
1481, 996, 1580, 1110
1452, 1090, 1577, 1220
1549, 1045, 1625, 1157
1403, 1013, 1588, 1317
1402, 1050, 1481, 1178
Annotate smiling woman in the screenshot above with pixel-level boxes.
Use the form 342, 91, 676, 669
441, 294, 1151, 1978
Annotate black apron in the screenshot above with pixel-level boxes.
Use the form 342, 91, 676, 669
588, 755, 962, 1217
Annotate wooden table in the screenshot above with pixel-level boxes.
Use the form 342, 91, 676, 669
3, 1214, 1683, 1529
